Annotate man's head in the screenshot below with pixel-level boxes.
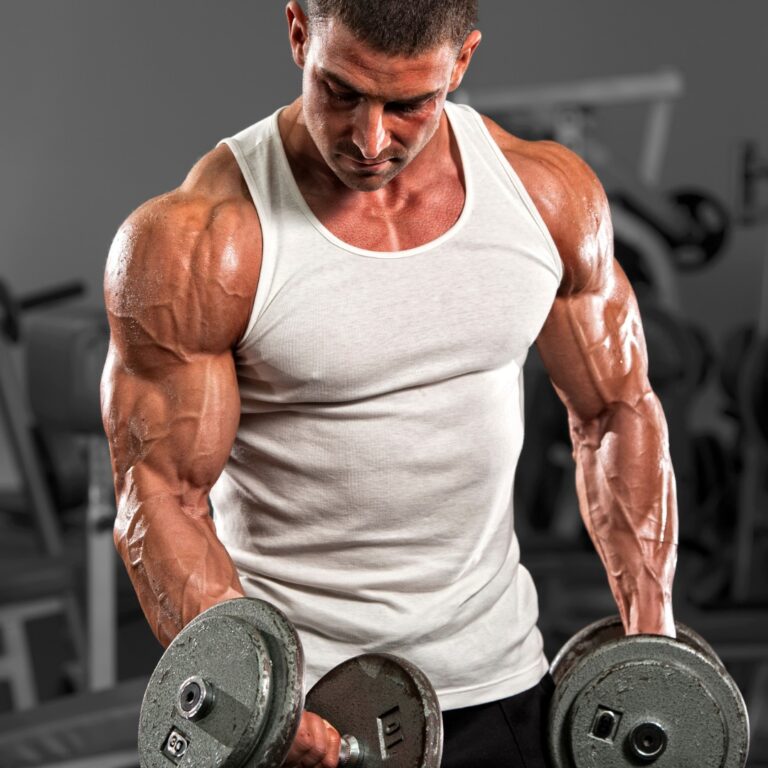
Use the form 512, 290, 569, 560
286, 0, 481, 191
305, 0, 478, 58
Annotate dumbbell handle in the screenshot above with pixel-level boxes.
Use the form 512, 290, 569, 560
339, 734, 361, 766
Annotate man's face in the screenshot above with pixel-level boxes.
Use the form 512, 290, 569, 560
297, 17, 463, 192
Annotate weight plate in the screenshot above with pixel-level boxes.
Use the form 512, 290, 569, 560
550, 615, 726, 687
549, 621, 749, 768
669, 189, 730, 270
569, 654, 725, 767
306, 653, 443, 768
139, 612, 273, 767
138, 598, 305, 768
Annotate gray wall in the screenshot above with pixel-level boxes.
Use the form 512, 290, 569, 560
1, 1, 768, 485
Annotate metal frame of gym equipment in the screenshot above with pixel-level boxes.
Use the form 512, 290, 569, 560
454, 71, 684, 187
24, 303, 119, 693
0, 284, 87, 708
456, 70, 683, 184
733, 141, 768, 604
0, 284, 78, 556
0, 282, 117, 698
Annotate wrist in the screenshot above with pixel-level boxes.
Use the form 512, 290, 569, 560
623, 596, 676, 638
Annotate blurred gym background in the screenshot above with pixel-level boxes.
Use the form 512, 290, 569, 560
0, 2, 767, 766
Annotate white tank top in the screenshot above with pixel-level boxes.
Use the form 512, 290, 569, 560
210, 101, 562, 709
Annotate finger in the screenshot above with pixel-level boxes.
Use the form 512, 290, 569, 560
320, 719, 342, 768
283, 711, 319, 767
283, 711, 333, 768
300, 712, 332, 767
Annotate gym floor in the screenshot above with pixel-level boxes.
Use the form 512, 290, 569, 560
1, 2, 768, 767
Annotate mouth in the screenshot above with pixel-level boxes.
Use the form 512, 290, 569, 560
341, 155, 392, 170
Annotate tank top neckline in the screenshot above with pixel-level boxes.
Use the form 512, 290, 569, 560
270, 100, 474, 260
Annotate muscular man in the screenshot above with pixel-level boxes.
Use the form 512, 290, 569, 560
101, 1, 677, 766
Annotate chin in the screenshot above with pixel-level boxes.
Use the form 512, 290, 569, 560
331, 161, 403, 192
340, 174, 393, 192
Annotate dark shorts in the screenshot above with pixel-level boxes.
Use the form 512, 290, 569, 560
441, 673, 555, 768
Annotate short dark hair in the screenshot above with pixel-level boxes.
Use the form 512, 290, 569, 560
306, 0, 478, 56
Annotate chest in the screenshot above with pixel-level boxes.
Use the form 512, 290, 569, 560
242, 244, 559, 403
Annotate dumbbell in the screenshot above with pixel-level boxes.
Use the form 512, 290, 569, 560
138, 598, 443, 767
548, 616, 750, 768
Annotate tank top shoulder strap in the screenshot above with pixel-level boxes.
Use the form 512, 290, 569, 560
217, 109, 287, 346
444, 101, 562, 283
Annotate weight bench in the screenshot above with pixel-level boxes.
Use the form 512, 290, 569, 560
0, 677, 144, 767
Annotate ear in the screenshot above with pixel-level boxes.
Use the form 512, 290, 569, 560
448, 29, 482, 92
286, 0, 311, 69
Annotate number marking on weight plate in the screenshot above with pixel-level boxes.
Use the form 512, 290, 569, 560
161, 727, 189, 764
377, 705, 405, 757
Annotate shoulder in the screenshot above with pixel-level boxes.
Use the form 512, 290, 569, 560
479, 114, 613, 296
105, 145, 262, 368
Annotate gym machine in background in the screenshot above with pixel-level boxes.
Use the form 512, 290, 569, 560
729, 141, 768, 604
0, 281, 88, 709
0, 280, 121, 695
0, 281, 146, 765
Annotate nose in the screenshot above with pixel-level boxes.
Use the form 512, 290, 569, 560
351, 102, 390, 160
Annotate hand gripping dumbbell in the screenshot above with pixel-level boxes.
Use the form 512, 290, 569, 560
548, 616, 750, 768
137, 598, 443, 767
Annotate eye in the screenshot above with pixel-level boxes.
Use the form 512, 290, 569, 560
388, 99, 430, 114
326, 83, 359, 104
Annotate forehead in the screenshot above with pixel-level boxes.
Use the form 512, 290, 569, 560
308, 16, 455, 98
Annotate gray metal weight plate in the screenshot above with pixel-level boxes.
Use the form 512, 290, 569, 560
549, 616, 749, 768
139, 598, 304, 768
305, 653, 443, 768
550, 615, 725, 686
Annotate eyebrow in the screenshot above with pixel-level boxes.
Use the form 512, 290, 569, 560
320, 67, 440, 104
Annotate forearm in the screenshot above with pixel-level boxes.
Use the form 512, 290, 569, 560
569, 390, 678, 636
114, 480, 244, 648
